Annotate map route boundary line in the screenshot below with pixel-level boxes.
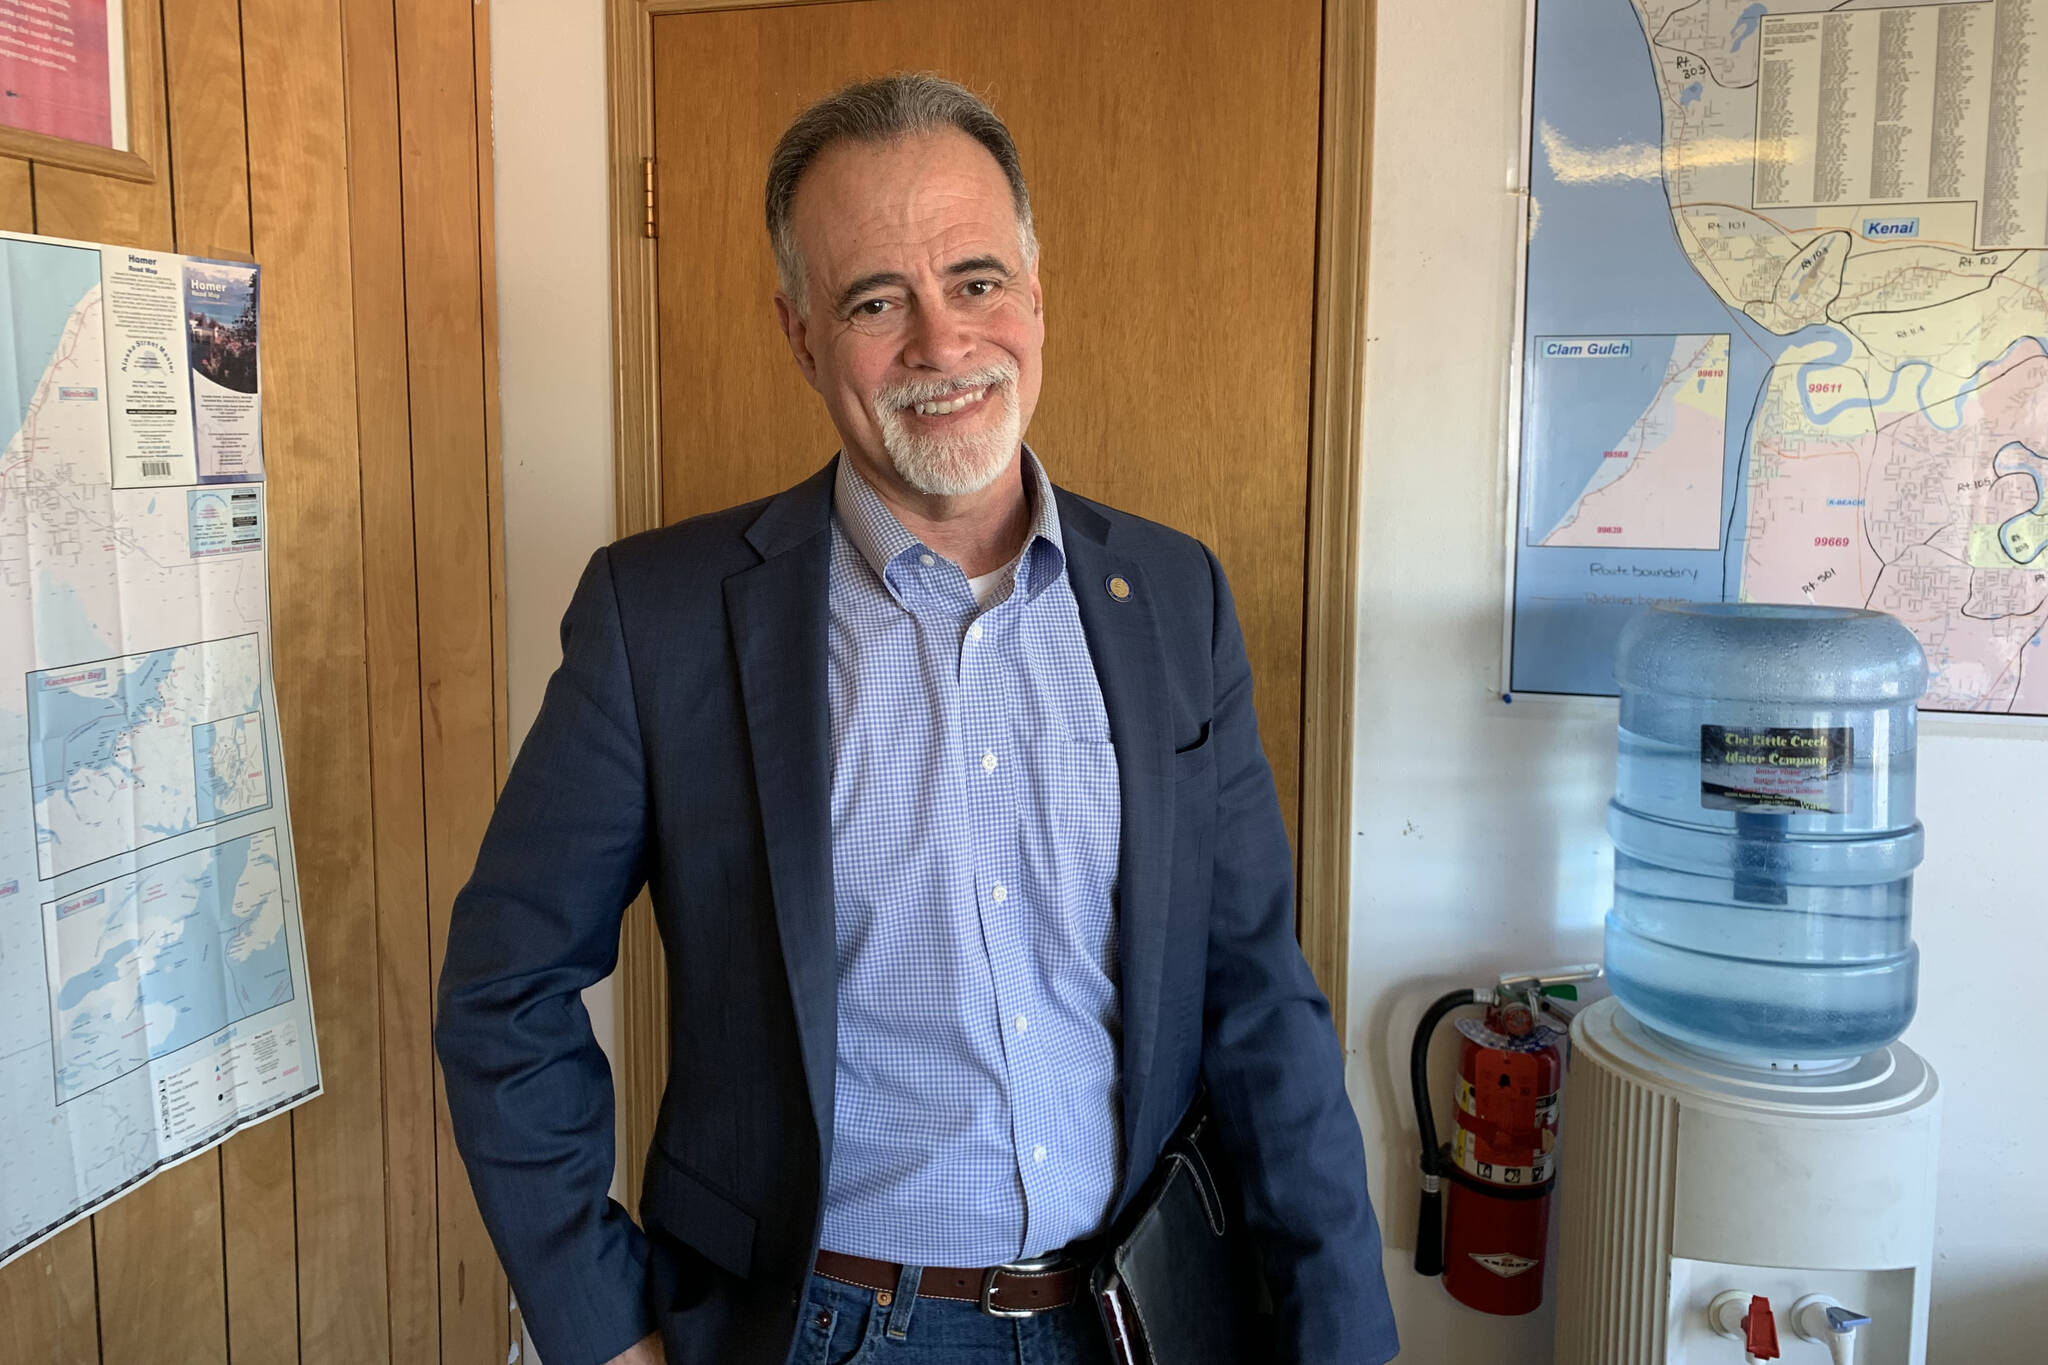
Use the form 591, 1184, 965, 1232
1721, 356, 1772, 596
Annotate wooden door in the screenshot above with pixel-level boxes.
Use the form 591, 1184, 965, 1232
649, 0, 1326, 848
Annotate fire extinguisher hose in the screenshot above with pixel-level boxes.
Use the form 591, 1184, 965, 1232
1410, 987, 1485, 1277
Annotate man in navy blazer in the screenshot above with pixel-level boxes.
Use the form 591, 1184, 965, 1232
436, 75, 1397, 1365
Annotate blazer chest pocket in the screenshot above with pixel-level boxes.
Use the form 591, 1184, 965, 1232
643, 1146, 757, 1280
1170, 722, 1219, 877
1172, 721, 1215, 785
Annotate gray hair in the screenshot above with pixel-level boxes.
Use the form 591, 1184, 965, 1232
766, 73, 1038, 314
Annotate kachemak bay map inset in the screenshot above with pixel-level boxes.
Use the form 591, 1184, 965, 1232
1512, 0, 2048, 712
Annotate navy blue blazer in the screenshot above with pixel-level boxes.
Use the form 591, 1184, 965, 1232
435, 463, 1398, 1365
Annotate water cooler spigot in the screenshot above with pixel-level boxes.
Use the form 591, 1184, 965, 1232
1793, 1295, 1871, 1365
1708, 1291, 1780, 1360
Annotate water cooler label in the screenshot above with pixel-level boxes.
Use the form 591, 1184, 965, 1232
1700, 725, 1852, 812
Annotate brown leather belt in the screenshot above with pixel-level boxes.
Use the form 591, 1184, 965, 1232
813, 1248, 1081, 1317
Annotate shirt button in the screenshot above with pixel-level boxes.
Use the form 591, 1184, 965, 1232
919, 552, 936, 567
981, 751, 997, 773
968, 621, 983, 642
1014, 1014, 1029, 1034
1033, 1145, 1047, 1164
992, 883, 1007, 904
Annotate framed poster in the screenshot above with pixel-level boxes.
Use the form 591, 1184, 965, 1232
0, 0, 161, 182
1502, 0, 2048, 716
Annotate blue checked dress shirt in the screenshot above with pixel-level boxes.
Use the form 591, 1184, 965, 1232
819, 451, 1124, 1267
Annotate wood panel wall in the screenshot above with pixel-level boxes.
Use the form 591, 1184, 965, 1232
0, 3, 511, 1363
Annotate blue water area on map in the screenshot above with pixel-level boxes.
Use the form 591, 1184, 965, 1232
1680, 81, 1702, 106
0, 238, 101, 447
1731, 3, 1769, 50
55, 939, 140, 1010
1993, 442, 2048, 563
1797, 331, 2048, 429
52, 833, 292, 1102
1513, 0, 1862, 695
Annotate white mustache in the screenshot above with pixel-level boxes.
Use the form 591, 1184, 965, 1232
875, 361, 1018, 410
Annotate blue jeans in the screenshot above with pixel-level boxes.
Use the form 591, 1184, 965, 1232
791, 1268, 1115, 1365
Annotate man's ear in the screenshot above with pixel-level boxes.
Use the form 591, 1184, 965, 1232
774, 291, 821, 390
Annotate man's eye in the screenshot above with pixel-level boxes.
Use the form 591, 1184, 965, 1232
962, 280, 996, 297
852, 298, 893, 317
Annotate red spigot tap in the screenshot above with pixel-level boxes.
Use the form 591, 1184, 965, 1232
1743, 1295, 1781, 1360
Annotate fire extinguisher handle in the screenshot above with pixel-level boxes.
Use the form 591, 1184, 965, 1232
1414, 1165, 1446, 1276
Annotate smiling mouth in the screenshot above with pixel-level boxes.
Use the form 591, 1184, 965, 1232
910, 386, 990, 417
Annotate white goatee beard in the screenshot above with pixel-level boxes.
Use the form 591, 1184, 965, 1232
874, 365, 1023, 498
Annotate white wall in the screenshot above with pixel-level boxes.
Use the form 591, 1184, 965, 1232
489, 3, 615, 1360
491, 1, 614, 759
1347, 3, 2048, 1362
491, 0, 615, 1057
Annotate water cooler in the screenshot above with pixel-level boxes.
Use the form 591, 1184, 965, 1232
1550, 604, 1943, 1364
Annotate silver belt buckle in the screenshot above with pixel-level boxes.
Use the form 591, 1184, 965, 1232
979, 1253, 1064, 1318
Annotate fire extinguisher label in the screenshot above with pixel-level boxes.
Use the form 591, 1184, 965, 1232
1469, 1252, 1539, 1279
1451, 1127, 1555, 1184
1453, 1042, 1561, 1185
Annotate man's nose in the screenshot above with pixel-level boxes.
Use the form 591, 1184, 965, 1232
900, 299, 974, 371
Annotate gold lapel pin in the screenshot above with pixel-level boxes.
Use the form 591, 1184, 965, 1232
1106, 575, 1132, 602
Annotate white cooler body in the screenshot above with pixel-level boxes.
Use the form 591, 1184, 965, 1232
1551, 998, 1941, 1364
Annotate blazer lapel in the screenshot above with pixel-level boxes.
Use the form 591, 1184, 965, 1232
725, 465, 838, 1159
1056, 488, 1174, 1204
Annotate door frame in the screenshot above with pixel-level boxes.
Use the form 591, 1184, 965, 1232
601, 0, 1377, 1210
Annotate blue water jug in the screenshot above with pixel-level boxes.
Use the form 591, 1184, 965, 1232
1604, 603, 1926, 1063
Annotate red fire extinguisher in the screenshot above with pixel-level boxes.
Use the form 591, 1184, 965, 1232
1410, 966, 1599, 1315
